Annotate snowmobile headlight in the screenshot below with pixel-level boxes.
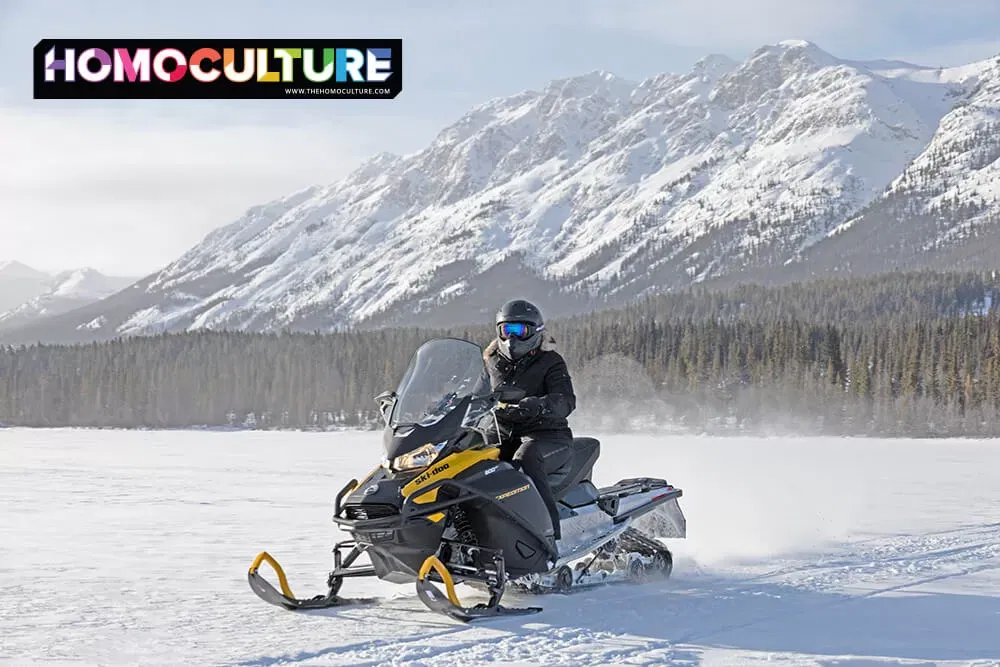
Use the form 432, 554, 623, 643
392, 441, 447, 472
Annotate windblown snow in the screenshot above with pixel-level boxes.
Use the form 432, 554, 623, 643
2, 429, 998, 666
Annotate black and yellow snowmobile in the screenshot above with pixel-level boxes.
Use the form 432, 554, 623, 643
248, 337, 686, 622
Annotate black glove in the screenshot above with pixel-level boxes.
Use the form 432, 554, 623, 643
498, 396, 546, 424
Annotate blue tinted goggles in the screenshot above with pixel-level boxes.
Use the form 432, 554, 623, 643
498, 321, 541, 340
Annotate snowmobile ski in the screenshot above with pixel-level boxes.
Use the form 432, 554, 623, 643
247, 551, 346, 611
415, 554, 542, 623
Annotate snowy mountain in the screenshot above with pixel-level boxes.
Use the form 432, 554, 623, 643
0, 267, 137, 332
3, 40, 1000, 344
778, 57, 1000, 279
0, 261, 53, 313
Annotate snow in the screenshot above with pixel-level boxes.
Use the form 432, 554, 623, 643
49, 269, 119, 299
0, 267, 136, 329
2, 429, 999, 665
41, 42, 996, 336
76, 315, 107, 331
778, 39, 815, 49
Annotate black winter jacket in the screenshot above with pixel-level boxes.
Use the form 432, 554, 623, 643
481, 334, 576, 438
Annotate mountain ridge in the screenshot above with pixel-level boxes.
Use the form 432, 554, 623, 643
0, 265, 138, 332
3, 40, 1000, 345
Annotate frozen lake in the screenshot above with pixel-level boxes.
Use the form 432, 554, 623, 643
2, 429, 999, 666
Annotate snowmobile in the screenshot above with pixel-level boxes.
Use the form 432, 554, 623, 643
248, 337, 686, 622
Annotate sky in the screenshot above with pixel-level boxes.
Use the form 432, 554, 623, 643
2, 0, 1000, 277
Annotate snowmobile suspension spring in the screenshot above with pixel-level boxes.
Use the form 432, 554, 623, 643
452, 506, 478, 546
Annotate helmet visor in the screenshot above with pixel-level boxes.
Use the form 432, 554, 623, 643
498, 321, 540, 340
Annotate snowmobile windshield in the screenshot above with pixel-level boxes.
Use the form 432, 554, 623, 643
390, 338, 487, 428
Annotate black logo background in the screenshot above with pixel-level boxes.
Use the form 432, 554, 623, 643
33, 39, 403, 100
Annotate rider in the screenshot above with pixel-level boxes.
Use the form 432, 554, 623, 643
482, 299, 576, 546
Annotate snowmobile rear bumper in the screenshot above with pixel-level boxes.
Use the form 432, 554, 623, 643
599, 478, 686, 538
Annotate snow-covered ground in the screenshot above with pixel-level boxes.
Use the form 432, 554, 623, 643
2, 429, 999, 666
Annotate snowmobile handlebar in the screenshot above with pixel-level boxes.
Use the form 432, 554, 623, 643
461, 386, 524, 414
492, 385, 526, 404
464, 385, 525, 435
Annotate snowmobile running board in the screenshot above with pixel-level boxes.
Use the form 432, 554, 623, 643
415, 555, 542, 623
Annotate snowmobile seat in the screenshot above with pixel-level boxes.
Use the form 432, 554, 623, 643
549, 437, 601, 501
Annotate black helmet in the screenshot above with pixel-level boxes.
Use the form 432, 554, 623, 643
495, 299, 545, 360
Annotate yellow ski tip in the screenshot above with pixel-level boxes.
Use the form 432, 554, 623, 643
248, 551, 295, 598
417, 554, 461, 607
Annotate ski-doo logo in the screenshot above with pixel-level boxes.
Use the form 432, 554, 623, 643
496, 484, 530, 500
412, 463, 450, 487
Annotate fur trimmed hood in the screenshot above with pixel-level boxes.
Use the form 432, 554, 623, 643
484, 333, 557, 360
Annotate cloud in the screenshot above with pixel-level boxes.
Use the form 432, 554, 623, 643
0, 108, 373, 275
890, 38, 1000, 68
581, 0, 868, 51
580, 0, 1000, 64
